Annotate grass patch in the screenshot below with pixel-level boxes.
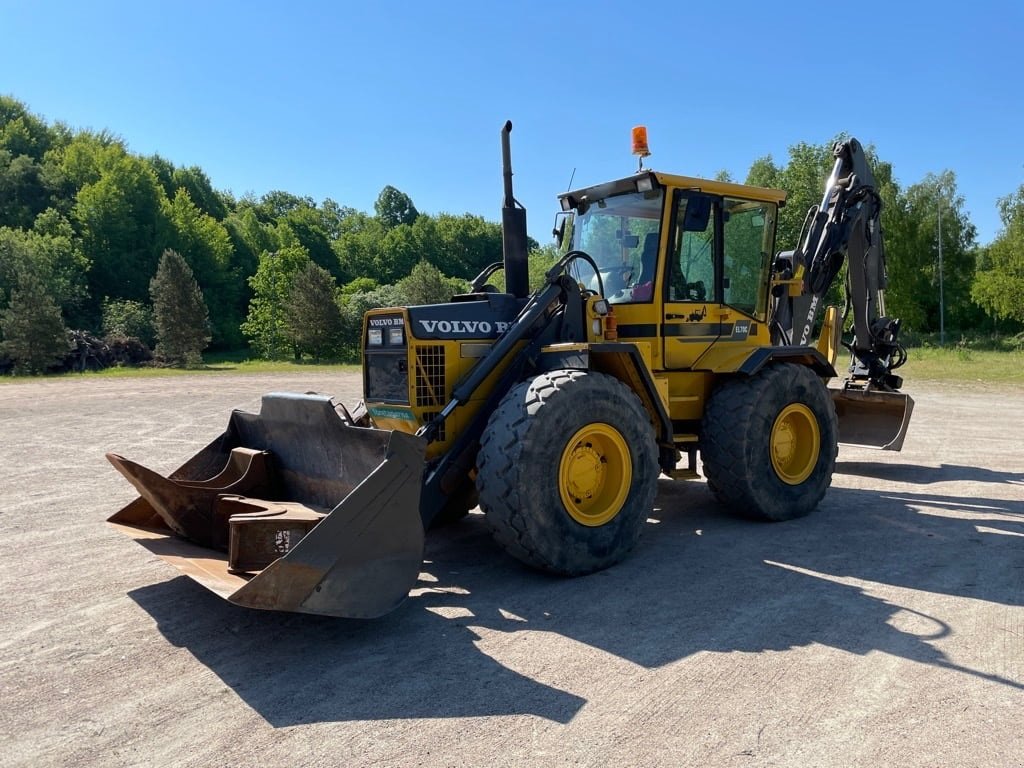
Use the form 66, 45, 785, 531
900, 347, 1024, 386
0, 355, 360, 382
4, 346, 1019, 388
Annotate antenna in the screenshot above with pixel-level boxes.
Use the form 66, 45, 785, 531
566, 167, 576, 192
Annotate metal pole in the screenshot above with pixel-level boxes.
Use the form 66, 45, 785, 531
938, 207, 945, 346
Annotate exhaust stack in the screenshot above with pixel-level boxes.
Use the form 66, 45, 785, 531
501, 120, 529, 299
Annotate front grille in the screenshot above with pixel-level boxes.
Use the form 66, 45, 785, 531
414, 345, 446, 407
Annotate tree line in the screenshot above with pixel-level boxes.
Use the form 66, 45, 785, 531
0, 96, 1021, 373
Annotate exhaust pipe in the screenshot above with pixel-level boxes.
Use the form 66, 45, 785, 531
501, 120, 530, 299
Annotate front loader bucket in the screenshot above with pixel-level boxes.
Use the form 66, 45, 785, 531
107, 392, 427, 618
831, 387, 915, 451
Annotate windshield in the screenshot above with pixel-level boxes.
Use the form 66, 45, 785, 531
571, 189, 664, 303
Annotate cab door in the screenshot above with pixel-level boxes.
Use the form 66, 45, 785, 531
662, 191, 722, 370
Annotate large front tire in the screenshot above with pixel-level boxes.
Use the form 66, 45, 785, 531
476, 370, 658, 575
701, 364, 837, 521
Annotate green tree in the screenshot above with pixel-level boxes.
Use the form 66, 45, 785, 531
338, 283, 405, 356
397, 260, 467, 305
0, 97, 55, 160
333, 211, 385, 279
893, 172, 978, 334
241, 244, 312, 359
0, 150, 50, 229
432, 213, 505, 279
74, 153, 168, 323
279, 205, 347, 282
377, 223, 420, 283
0, 270, 69, 374
374, 185, 418, 228
254, 190, 315, 222
159, 188, 239, 347
102, 298, 154, 347
341, 276, 379, 295
0, 217, 89, 324
149, 249, 210, 367
284, 262, 343, 360
972, 185, 1024, 325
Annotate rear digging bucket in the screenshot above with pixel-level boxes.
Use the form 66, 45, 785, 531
831, 387, 915, 451
107, 392, 427, 618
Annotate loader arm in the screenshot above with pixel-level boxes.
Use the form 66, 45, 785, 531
417, 254, 598, 527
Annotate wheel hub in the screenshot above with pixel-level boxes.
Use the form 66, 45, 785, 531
770, 403, 820, 485
559, 424, 631, 527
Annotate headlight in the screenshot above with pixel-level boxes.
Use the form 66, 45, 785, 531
368, 328, 383, 346
388, 327, 404, 346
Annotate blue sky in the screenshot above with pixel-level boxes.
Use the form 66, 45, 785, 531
2, 1, 1021, 245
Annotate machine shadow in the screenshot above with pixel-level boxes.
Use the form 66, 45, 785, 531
836, 460, 1024, 485
130, 476, 1024, 728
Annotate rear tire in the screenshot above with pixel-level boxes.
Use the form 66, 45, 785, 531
476, 370, 658, 575
701, 364, 837, 521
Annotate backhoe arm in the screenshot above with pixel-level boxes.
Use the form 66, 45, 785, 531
780, 138, 906, 391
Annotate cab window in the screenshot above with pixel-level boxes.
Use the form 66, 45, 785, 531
669, 193, 714, 303
572, 189, 663, 304
722, 198, 775, 319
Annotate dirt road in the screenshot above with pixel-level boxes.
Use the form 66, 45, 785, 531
1, 372, 1022, 767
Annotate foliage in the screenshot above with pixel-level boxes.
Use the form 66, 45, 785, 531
159, 188, 240, 347
972, 185, 1024, 325
340, 276, 379, 295
1, 93, 1021, 372
0, 270, 69, 374
485, 245, 559, 293
397, 260, 467, 305
283, 262, 343, 360
241, 244, 312, 359
74, 151, 167, 322
101, 298, 154, 347
374, 185, 419, 228
149, 249, 211, 367
0, 217, 89, 321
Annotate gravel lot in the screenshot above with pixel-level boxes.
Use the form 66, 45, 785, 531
1, 372, 1022, 767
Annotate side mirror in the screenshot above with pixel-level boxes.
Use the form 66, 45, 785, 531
552, 211, 573, 248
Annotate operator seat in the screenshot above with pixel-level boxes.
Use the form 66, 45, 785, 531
638, 232, 658, 285
631, 232, 659, 301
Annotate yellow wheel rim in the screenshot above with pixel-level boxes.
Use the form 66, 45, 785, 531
559, 423, 632, 527
770, 404, 821, 485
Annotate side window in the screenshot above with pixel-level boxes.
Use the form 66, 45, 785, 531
669, 194, 714, 302
722, 199, 774, 318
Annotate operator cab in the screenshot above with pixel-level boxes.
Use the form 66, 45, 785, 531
557, 171, 786, 320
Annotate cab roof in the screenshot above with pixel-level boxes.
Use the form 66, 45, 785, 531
557, 171, 788, 210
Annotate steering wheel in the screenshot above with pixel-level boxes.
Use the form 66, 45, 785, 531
603, 265, 634, 294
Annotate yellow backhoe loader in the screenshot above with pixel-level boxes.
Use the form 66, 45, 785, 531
107, 122, 913, 618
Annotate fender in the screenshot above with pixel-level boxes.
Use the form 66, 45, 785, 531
537, 342, 674, 468
736, 345, 837, 378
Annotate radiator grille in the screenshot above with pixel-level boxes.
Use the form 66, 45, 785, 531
414, 345, 446, 407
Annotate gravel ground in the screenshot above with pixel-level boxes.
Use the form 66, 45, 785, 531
1, 372, 1022, 768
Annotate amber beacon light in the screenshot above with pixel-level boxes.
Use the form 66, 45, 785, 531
631, 125, 650, 170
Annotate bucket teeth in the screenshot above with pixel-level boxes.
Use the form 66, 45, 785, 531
105, 448, 276, 547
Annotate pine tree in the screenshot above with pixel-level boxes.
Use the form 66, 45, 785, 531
284, 261, 343, 361
0, 270, 69, 374
149, 249, 210, 367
